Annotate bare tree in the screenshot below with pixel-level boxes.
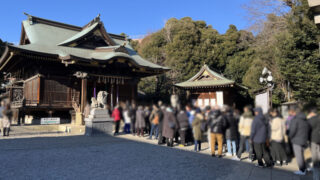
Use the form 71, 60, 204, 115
243, 0, 291, 33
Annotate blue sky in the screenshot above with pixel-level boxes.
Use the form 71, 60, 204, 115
0, 0, 251, 43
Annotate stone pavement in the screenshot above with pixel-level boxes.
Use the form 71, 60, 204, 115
0, 132, 313, 180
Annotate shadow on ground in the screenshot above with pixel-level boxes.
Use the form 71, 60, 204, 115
0, 135, 313, 180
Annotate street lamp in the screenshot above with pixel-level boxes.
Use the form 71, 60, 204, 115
259, 67, 274, 108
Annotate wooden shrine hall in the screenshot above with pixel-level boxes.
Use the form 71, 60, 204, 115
175, 65, 244, 109
0, 13, 168, 125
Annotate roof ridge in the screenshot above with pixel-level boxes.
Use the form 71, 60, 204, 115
23, 13, 127, 41
187, 64, 233, 82
24, 12, 82, 31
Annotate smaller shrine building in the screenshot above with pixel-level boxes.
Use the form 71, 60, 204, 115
175, 65, 245, 109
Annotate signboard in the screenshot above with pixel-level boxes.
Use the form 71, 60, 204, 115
255, 91, 269, 114
204, 99, 210, 106
216, 91, 224, 107
40, 117, 60, 125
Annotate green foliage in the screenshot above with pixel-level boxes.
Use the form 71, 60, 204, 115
136, 1, 320, 107
136, 17, 257, 101
275, 0, 320, 105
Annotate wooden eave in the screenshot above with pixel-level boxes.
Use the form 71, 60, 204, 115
176, 83, 235, 90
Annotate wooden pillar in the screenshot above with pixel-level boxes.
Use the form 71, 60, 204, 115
131, 78, 138, 104
111, 84, 114, 109
79, 78, 87, 125
81, 78, 87, 112
116, 84, 119, 105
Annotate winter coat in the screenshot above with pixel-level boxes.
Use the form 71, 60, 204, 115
308, 115, 320, 144
289, 112, 309, 146
238, 112, 253, 137
192, 113, 204, 141
225, 112, 238, 140
177, 111, 189, 131
111, 108, 121, 122
2, 109, 12, 128
135, 108, 146, 129
162, 108, 177, 139
158, 109, 165, 133
0, 107, 3, 128
123, 110, 131, 124
270, 117, 286, 142
250, 108, 268, 143
129, 106, 136, 123
149, 109, 157, 124
188, 110, 195, 125
208, 110, 226, 134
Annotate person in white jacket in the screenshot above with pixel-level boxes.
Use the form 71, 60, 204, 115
234, 106, 254, 161
269, 108, 288, 166
123, 106, 131, 134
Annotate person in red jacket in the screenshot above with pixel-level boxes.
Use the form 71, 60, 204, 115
112, 105, 121, 136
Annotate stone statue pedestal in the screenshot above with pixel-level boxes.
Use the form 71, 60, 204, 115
84, 108, 113, 136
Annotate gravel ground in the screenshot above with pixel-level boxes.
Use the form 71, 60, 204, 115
0, 133, 313, 180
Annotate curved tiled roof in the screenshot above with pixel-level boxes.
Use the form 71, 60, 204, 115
175, 65, 235, 88
0, 14, 169, 72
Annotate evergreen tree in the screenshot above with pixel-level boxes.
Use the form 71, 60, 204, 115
275, 0, 320, 105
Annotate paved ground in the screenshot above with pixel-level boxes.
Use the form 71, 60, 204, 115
0, 131, 313, 180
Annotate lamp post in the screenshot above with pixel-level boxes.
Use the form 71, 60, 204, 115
259, 67, 274, 108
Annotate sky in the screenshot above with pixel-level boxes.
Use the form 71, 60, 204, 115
0, 0, 251, 44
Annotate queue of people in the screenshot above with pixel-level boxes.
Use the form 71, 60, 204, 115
111, 102, 319, 177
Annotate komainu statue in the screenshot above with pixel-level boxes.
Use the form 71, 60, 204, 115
97, 91, 108, 109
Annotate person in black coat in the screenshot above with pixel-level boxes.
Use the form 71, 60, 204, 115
224, 107, 238, 156
157, 105, 166, 145
129, 103, 136, 135
208, 109, 226, 157
177, 109, 189, 147
288, 106, 309, 175
307, 107, 320, 180
251, 107, 272, 167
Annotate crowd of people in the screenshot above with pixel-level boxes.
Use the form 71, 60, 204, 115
112, 101, 320, 177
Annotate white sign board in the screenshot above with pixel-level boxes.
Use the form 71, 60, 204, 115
197, 99, 203, 107
204, 99, 210, 106
210, 98, 216, 107
40, 117, 60, 125
255, 91, 270, 114
216, 91, 224, 107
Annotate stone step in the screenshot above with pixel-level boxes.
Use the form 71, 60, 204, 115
10, 124, 85, 135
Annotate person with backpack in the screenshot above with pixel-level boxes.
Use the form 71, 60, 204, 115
288, 106, 309, 175
250, 107, 272, 168
307, 107, 320, 179
148, 104, 160, 140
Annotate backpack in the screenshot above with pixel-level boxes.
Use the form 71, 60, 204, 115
201, 121, 208, 132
